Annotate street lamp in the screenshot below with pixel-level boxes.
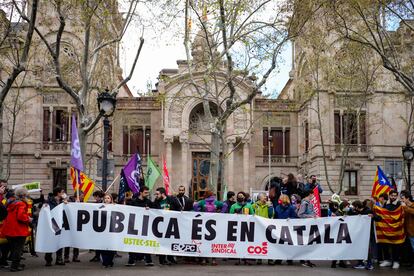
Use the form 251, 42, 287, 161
402, 143, 414, 195
268, 134, 272, 190
97, 88, 117, 192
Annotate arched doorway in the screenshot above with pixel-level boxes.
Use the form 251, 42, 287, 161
189, 102, 222, 200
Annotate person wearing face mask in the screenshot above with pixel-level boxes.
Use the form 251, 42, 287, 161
44, 187, 67, 266
230, 192, 254, 266
229, 192, 254, 215
0, 188, 33, 272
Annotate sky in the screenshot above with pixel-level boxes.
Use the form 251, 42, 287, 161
119, 3, 292, 98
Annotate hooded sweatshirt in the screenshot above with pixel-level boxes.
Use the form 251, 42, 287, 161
230, 201, 254, 214
194, 196, 223, 212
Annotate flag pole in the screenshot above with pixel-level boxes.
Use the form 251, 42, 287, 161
105, 174, 120, 193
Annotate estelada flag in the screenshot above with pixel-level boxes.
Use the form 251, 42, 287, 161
371, 166, 393, 199
163, 157, 170, 195
70, 167, 95, 202
374, 205, 405, 244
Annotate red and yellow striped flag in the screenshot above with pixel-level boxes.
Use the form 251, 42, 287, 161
70, 167, 95, 202
374, 205, 405, 244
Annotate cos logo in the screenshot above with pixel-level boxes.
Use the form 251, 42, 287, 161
247, 242, 268, 255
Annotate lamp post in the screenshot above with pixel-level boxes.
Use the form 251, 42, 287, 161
97, 89, 116, 192
402, 143, 414, 195
268, 134, 272, 189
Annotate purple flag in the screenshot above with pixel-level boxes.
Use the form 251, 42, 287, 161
70, 115, 84, 171
123, 153, 142, 194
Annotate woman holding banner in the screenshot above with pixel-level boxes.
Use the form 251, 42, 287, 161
101, 194, 116, 268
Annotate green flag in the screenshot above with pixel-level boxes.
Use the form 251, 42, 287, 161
145, 155, 161, 191
222, 184, 228, 200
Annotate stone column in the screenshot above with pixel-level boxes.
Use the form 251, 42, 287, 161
180, 136, 189, 188
243, 140, 250, 192
165, 137, 173, 185
227, 138, 236, 192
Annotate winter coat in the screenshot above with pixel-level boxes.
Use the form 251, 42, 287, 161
127, 196, 155, 208
274, 204, 298, 219
221, 200, 235, 213
1, 199, 31, 237
229, 202, 254, 215
403, 203, 414, 237
297, 198, 315, 218
170, 195, 194, 211
194, 196, 223, 212
252, 201, 274, 218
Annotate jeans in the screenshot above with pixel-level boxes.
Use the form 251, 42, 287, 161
45, 248, 63, 264
7, 236, 26, 269
101, 251, 115, 266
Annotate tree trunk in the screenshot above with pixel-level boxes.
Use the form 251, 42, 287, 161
0, 106, 3, 179
209, 128, 221, 194
79, 127, 87, 168
316, 89, 334, 193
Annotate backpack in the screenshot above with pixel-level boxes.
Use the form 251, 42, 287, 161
0, 204, 7, 221
204, 200, 217, 213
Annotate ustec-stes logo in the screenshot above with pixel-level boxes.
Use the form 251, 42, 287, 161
247, 242, 268, 255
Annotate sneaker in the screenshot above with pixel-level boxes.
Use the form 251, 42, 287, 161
301, 262, 312, 268
365, 264, 374, 270
89, 256, 100, 262
338, 261, 347, 268
379, 260, 392, 267
353, 264, 365, 269
392, 262, 400, 269
9, 267, 24, 272
125, 261, 136, 267
145, 262, 154, 267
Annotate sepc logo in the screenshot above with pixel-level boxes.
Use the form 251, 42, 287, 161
247, 242, 268, 255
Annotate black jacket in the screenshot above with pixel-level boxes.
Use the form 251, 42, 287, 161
384, 200, 401, 211
127, 196, 155, 208
170, 195, 193, 211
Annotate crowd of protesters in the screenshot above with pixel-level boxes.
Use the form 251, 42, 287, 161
0, 174, 413, 272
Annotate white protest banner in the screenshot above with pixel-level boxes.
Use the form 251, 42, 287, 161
12, 182, 41, 193
36, 203, 371, 260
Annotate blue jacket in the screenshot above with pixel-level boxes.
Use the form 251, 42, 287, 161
274, 204, 297, 219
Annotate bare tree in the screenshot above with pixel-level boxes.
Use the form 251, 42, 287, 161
328, 1, 414, 100
0, 0, 39, 179
2, 71, 39, 181
173, 0, 317, 194
14, 0, 144, 166
295, 6, 381, 194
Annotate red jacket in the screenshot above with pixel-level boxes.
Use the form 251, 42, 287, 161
1, 200, 30, 237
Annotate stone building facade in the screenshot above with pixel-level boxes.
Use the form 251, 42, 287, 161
1, 2, 413, 199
